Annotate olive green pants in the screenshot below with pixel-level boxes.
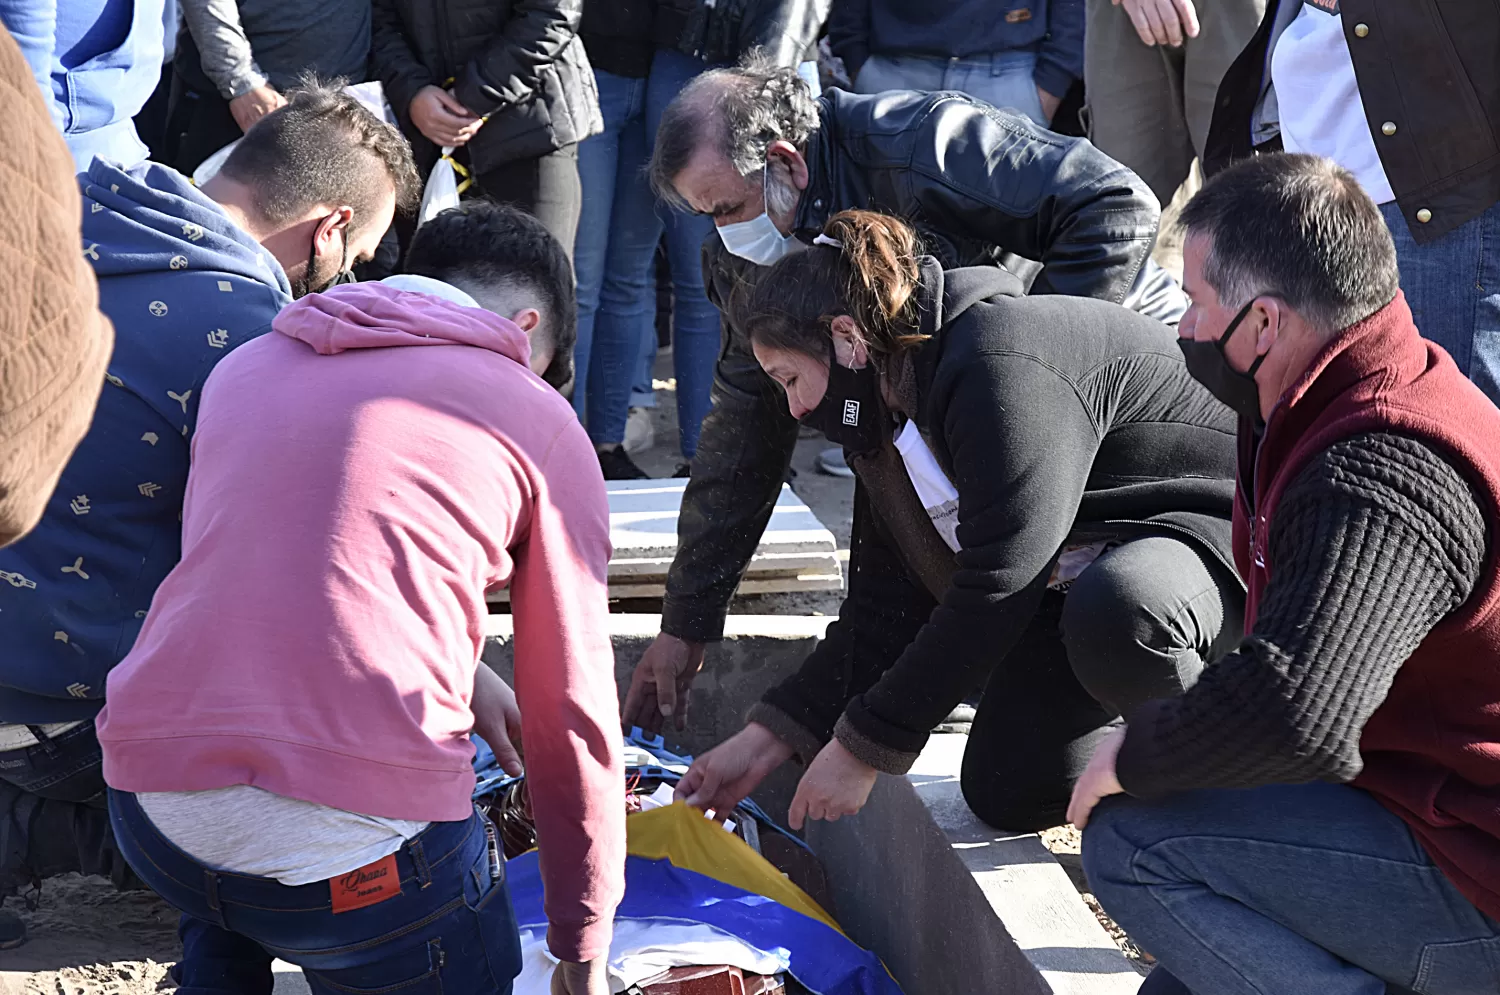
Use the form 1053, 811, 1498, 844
1084, 0, 1267, 206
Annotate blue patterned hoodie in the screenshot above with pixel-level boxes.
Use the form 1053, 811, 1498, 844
0, 159, 291, 722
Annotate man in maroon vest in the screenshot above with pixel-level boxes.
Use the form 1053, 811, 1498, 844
1066, 152, 1500, 995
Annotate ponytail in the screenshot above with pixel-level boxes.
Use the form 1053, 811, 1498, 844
746, 209, 927, 362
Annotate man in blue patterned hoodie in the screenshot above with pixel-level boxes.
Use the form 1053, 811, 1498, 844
0, 80, 416, 947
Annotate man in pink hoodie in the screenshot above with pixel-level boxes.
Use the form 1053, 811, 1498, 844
96, 203, 625, 995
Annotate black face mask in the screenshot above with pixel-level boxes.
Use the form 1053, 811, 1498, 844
1179, 298, 1266, 422
799, 337, 886, 454
293, 226, 355, 298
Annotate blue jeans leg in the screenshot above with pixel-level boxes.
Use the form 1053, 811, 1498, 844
109, 789, 520, 995
1382, 200, 1500, 408
1083, 783, 1500, 995
573, 70, 646, 420
646, 48, 726, 459
852, 53, 947, 94
585, 108, 660, 445
946, 51, 1049, 127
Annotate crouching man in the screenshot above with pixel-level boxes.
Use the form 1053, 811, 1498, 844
96, 203, 623, 995
1069, 153, 1500, 995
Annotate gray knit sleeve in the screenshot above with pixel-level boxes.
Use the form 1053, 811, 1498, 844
1116, 432, 1487, 798
181, 0, 268, 100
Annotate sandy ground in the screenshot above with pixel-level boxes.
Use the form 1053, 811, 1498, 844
0, 875, 179, 995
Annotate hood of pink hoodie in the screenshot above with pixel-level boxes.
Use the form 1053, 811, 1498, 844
273, 281, 533, 367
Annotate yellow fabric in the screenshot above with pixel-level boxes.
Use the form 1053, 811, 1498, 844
626, 803, 841, 933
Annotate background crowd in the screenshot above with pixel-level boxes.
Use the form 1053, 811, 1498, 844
1, 0, 1499, 994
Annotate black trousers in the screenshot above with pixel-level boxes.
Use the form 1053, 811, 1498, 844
774, 489, 1245, 834
960, 535, 1244, 831
0, 723, 137, 896
472, 144, 582, 261
163, 76, 243, 178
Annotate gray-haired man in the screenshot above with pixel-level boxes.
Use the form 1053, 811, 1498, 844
622, 53, 1187, 732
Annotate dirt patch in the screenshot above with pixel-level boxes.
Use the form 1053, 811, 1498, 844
0, 875, 179, 995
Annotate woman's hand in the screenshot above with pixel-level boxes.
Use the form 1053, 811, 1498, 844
788, 739, 878, 831
472, 665, 524, 776
1067, 725, 1126, 829
408, 85, 482, 147
676, 723, 793, 819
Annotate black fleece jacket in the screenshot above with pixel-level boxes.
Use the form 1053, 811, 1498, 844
755, 264, 1238, 772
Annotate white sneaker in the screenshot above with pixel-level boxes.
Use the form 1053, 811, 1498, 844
817, 446, 854, 477
624, 406, 655, 454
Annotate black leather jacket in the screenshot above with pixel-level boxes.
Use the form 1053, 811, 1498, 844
654, 0, 830, 67
661, 88, 1176, 642
371, 0, 602, 174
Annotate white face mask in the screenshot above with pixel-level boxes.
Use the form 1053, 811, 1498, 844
716, 168, 797, 265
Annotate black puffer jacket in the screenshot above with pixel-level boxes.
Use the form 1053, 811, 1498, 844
757, 262, 1238, 772
580, 0, 659, 79
371, 0, 602, 174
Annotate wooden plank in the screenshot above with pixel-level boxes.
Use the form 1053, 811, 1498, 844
490, 478, 844, 602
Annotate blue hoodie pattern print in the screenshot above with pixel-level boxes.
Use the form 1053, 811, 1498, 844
0, 160, 291, 723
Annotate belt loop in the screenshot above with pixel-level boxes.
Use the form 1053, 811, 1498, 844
203, 870, 227, 927
25, 726, 58, 756
408, 837, 432, 889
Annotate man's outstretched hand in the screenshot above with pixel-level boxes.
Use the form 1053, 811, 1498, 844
622, 633, 706, 734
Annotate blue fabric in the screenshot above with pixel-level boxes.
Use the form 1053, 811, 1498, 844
572, 50, 722, 458
507, 850, 902, 995
1381, 200, 1500, 409
854, 50, 1049, 127
110, 790, 521, 995
855, 0, 1082, 98
0, 160, 290, 724
0, 0, 165, 170
1083, 783, 1500, 995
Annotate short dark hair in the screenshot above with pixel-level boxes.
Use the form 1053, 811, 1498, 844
405, 201, 577, 394
219, 77, 420, 241
1178, 153, 1400, 332
649, 50, 820, 210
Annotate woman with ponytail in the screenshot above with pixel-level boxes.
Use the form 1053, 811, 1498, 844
676, 209, 1245, 833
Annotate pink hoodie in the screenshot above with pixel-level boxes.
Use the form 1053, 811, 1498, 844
97, 280, 624, 960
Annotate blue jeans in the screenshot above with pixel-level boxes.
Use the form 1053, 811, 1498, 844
1382, 200, 1500, 407
854, 50, 1050, 127
109, 790, 521, 995
1083, 783, 1500, 994
573, 51, 723, 458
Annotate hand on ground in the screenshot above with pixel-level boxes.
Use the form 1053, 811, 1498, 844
1067, 726, 1127, 829
409, 85, 482, 147
676, 722, 793, 819
1115, 0, 1199, 46
230, 85, 286, 133
622, 633, 706, 734
788, 738, 878, 831
552, 958, 609, 995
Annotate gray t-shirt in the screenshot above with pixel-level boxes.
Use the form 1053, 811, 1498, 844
138, 786, 428, 886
